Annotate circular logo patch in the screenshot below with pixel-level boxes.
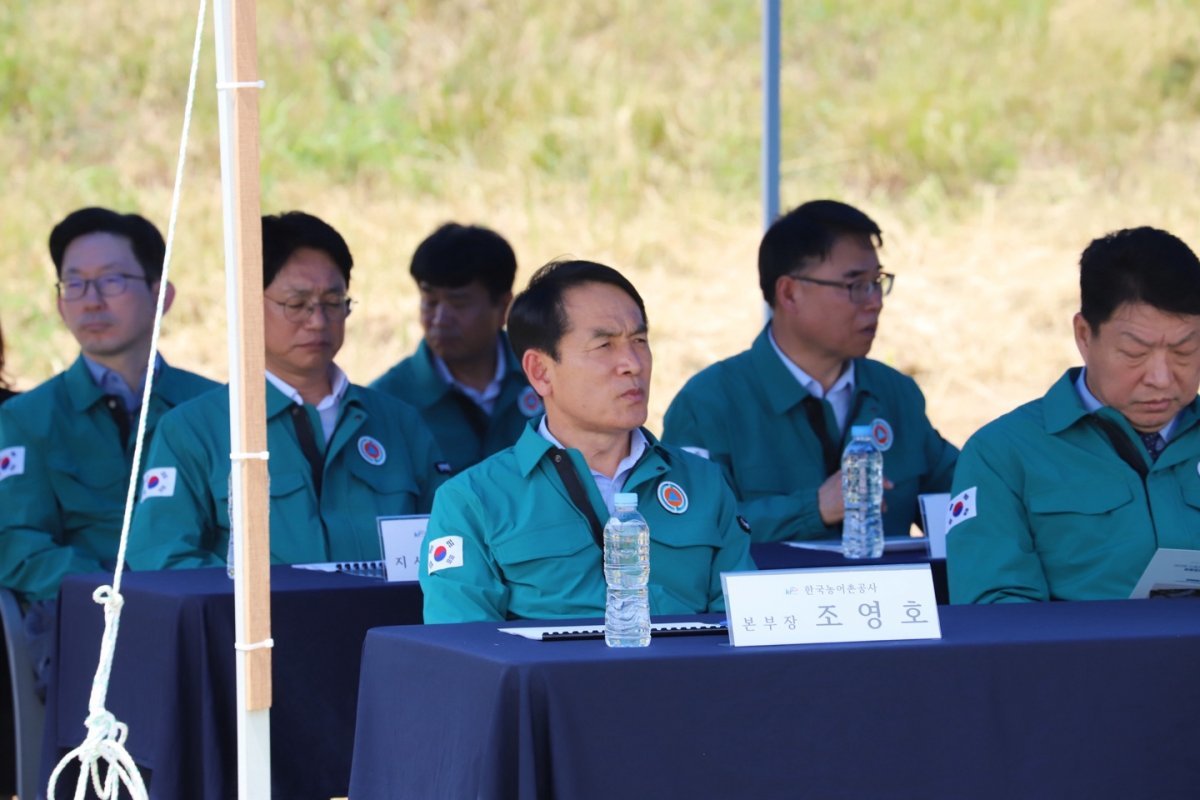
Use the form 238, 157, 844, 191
357, 435, 387, 466
870, 418, 894, 451
518, 386, 544, 418
657, 481, 689, 514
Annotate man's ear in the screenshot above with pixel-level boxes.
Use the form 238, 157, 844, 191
774, 274, 800, 315
521, 348, 553, 399
158, 281, 177, 315
1072, 312, 1091, 364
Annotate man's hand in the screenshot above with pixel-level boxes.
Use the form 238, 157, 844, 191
817, 471, 894, 526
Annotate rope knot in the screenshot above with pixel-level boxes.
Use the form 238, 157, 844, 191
91, 585, 124, 612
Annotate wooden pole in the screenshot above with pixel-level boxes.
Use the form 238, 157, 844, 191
214, 0, 272, 794
229, 0, 272, 713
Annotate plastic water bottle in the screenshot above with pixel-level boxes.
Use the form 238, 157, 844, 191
841, 425, 884, 559
604, 492, 651, 647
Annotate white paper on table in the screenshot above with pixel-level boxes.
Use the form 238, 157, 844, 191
1129, 548, 1200, 598
783, 535, 928, 554
498, 621, 724, 640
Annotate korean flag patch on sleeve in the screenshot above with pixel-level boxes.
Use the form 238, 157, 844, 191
0, 446, 25, 482
141, 467, 178, 501
945, 486, 977, 532
427, 535, 464, 573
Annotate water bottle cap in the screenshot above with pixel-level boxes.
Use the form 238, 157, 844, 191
614, 492, 639, 508
850, 425, 872, 438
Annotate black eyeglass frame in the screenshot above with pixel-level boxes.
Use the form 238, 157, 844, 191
787, 271, 895, 303
56, 273, 153, 301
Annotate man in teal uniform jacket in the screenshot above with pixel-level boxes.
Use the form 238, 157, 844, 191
948, 226, 1200, 602
129, 212, 444, 569
420, 260, 754, 622
663, 200, 957, 543
0, 207, 217, 602
371, 223, 541, 475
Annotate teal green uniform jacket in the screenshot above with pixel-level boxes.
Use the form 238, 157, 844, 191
419, 422, 756, 623
0, 356, 217, 601
370, 335, 541, 475
947, 368, 1200, 603
128, 381, 446, 569
662, 327, 958, 543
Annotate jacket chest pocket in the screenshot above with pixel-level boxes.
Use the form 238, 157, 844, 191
1027, 480, 1134, 555
491, 522, 596, 583
48, 457, 126, 531
345, 455, 419, 515
213, 470, 309, 530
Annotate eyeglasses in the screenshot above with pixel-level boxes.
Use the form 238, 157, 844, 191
788, 271, 894, 304
56, 273, 152, 301
265, 295, 353, 324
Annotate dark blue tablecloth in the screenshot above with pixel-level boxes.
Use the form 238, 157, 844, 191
45, 567, 422, 800
350, 598, 1200, 800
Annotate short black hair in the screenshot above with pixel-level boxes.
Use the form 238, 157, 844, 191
261, 211, 353, 289
1080, 226, 1200, 330
758, 200, 882, 306
48, 207, 167, 282
410, 223, 517, 301
508, 260, 647, 362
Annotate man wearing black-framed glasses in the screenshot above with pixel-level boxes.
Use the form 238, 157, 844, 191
0, 207, 217, 692
664, 199, 957, 544
129, 211, 446, 570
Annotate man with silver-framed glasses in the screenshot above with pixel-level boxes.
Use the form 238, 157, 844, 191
0, 207, 218, 690
663, 200, 957, 543
129, 211, 445, 569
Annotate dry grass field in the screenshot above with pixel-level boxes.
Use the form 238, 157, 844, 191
3, 0, 1200, 448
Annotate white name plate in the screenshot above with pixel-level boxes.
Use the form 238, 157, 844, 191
376, 514, 430, 582
721, 563, 941, 647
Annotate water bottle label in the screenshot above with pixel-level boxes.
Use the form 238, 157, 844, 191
870, 418, 894, 451
656, 480, 689, 514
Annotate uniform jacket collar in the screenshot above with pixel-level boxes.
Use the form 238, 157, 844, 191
1045, 366, 1200, 440
750, 325, 883, 419
406, 334, 524, 411
514, 418, 674, 485
64, 353, 192, 413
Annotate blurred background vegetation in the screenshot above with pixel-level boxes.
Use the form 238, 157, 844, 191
2, 0, 1199, 442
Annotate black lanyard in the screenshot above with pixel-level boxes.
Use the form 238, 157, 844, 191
290, 405, 325, 498
548, 449, 605, 549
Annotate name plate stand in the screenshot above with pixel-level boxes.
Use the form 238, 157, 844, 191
376, 515, 430, 582
721, 563, 942, 647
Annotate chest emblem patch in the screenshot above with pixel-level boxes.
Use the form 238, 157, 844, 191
870, 418, 894, 451
657, 480, 689, 514
358, 435, 387, 466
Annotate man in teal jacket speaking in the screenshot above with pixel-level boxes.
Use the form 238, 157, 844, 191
663, 200, 957, 543
948, 226, 1200, 602
371, 223, 541, 475
129, 212, 444, 569
420, 260, 754, 623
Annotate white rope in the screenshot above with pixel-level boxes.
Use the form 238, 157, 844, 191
234, 637, 275, 652
48, 0, 209, 796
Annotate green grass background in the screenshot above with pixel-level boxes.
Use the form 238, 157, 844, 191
3, 0, 1199, 442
